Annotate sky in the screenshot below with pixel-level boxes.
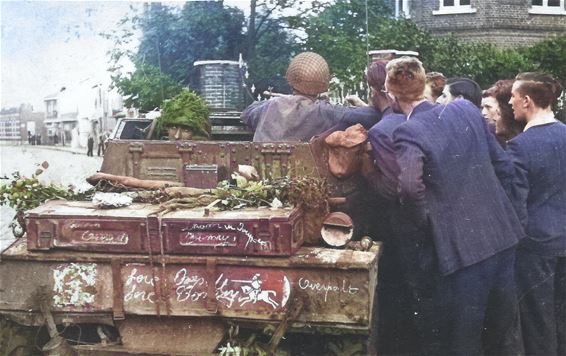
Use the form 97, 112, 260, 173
0, 0, 251, 112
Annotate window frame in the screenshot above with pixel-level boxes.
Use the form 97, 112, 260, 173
394, 0, 411, 18
433, 0, 477, 15
529, 0, 566, 15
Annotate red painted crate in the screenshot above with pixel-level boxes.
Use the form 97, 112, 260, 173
26, 200, 162, 253
26, 201, 304, 256
161, 206, 303, 256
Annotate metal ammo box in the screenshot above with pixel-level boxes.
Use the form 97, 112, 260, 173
26, 201, 304, 256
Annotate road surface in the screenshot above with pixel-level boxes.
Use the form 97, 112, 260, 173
0, 145, 103, 250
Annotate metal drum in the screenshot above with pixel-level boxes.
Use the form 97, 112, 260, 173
193, 60, 245, 111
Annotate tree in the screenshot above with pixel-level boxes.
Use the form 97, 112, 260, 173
243, 0, 325, 92
246, 16, 299, 90
106, 1, 246, 111
134, 2, 245, 86
113, 61, 182, 112
521, 35, 566, 86
291, 0, 393, 92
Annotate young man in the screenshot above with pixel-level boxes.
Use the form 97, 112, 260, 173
363, 59, 435, 354
386, 57, 524, 354
507, 72, 565, 356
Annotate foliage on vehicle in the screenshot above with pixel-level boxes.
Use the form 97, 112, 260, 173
0, 173, 80, 213
156, 89, 211, 139
0, 162, 92, 236
214, 175, 329, 211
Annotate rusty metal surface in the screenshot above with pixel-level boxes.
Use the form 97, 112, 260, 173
1, 239, 381, 331
323, 212, 353, 228
100, 140, 318, 183
117, 316, 225, 354
162, 206, 303, 256
26, 201, 163, 253
183, 164, 220, 189
99, 139, 379, 242
25, 201, 304, 256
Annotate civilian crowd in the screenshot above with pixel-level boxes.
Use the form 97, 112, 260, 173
241, 52, 565, 356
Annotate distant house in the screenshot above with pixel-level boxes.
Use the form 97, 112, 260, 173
388, 0, 566, 47
43, 81, 123, 147
0, 105, 44, 144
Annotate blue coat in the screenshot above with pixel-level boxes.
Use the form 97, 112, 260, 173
392, 99, 524, 275
506, 121, 566, 256
367, 108, 408, 200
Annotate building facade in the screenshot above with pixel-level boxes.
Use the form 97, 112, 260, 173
390, 0, 566, 47
43, 81, 123, 148
0, 105, 45, 144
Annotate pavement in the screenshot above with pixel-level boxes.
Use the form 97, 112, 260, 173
1, 145, 104, 250
20, 144, 104, 156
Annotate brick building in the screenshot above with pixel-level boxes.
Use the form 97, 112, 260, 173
0, 105, 45, 144
389, 0, 566, 47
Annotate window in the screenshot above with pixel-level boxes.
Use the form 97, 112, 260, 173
530, 0, 566, 15
394, 0, 411, 18
433, 0, 476, 15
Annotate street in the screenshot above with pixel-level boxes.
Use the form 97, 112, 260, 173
0, 145, 102, 250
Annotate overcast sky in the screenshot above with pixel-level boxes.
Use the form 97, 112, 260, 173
1, 0, 251, 111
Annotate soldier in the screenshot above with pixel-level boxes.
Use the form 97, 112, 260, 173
241, 52, 379, 142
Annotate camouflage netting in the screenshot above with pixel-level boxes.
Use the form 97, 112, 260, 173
156, 89, 211, 139
286, 52, 330, 96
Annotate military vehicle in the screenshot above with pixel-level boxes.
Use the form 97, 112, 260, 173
0, 123, 382, 355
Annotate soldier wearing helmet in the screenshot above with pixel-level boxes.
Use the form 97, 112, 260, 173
241, 52, 379, 142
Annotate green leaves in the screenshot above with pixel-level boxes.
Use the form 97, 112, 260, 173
107, 1, 245, 111
0, 172, 85, 212
214, 176, 328, 211
113, 62, 183, 112
156, 89, 210, 138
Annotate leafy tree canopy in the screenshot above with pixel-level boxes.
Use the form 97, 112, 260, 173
113, 61, 182, 112
105, 0, 564, 117
136, 2, 245, 85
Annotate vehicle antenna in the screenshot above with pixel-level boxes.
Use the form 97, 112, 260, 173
365, 0, 370, 65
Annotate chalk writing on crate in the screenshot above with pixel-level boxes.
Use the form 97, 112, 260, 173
124, 266, 290, 310
180, 222, 271, 249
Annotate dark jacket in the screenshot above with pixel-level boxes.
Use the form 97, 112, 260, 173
392, 99, 524, 275
368, 107, 416, 200
506, 121, 566, 256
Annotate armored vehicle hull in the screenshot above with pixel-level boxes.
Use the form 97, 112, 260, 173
1, 138, 382, 354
